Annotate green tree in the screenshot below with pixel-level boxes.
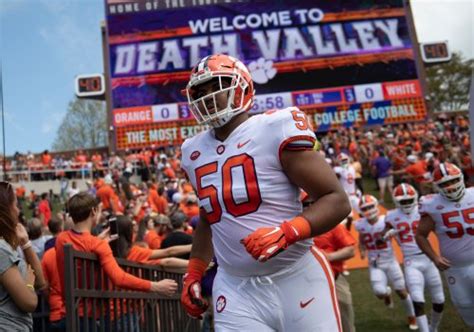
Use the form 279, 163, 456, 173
426, 52, 473, 112
52, 97, 108, 151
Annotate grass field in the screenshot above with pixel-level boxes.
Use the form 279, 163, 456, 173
349, 268, 470, 332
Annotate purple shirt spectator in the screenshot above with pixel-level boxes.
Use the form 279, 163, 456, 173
371, 155, 392, 178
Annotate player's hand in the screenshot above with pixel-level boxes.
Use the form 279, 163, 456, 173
241, 226, 289, 262
181, 274, 208, 319
434, 256, 451, 271
242, 217, 311, 262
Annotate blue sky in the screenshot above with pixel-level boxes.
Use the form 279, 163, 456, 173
0, 0, 104, 155
0, 0, 472, 155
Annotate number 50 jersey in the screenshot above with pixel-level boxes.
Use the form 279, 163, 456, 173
181, 108, 316, 277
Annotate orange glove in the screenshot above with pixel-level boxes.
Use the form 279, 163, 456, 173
181, 258, 208, 319
241, 216, 312, 262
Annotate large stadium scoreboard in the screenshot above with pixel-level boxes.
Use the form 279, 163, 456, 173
104, 0, 428, 150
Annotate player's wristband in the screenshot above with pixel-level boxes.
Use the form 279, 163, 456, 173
281, 216, 312, 245
186, 258, 208, 281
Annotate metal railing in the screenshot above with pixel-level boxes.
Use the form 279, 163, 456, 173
33, 245, 200, 332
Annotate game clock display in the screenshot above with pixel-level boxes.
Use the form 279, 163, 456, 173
75, 74, 105, 98
420, 42, 451, 63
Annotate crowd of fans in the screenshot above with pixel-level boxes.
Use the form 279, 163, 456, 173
319, 114, 472, 200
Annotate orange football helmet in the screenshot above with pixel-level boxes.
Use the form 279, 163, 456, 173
359, 194, 379, 220
392, 183, 418, 214
432, 162, 465, 201
185, 54, 254, 128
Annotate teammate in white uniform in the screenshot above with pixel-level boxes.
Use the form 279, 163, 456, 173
334, 153, 358, 230
355, 194, 417, 330
416, 162, 474, 328
179, 54, 351, 331
385, 184, 444, 332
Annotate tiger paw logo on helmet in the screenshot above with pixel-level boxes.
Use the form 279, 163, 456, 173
247, 57, 277, 84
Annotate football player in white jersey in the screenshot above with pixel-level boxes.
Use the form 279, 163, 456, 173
385, 184, 444, 332
355, 194, 417, 330
179, 54, 351, 331
416, 162, 474, 328
334, 153, 359, 231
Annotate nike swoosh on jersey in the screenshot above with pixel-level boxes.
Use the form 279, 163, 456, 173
300, 297, 315, 308
237, 139, 251, 149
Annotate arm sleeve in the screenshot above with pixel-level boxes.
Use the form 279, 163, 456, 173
0, 243, 19, 275
55, 236, 66, 298
94, 240, 151, 291
275, 108, 316, 162
128, 246, 153, 263
41, 255, 50, 284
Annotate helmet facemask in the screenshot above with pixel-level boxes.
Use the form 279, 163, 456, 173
394, 197, 417, 214
187, 73, 249, 128
360, 202, 379, 220
434, 175, 465, 201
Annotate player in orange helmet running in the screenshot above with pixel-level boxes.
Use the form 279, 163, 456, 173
385, 184, 445, 332
355, 194, 417, 330
416, 162, 474, 328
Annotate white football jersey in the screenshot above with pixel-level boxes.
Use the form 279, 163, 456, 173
419, 188, 474, 267
355, 215, 395, 262
333, 165, 356, 195
385, 207, 423, 257
181, 108, 316, 277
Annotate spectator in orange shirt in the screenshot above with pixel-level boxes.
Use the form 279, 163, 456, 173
180, 194, 199, 221
41, 217, 70, 330
55, 193, 177, 318
41, 150, 52, 168
163, 166, 176, 180
148, 183, 168, 215
91, 152, 102, 167
394, 155, 431, 194
37, 193, 51, 227
314, 223, 356, 332
75, 150, 87, 167
96, 179, 119, 213
15, 185, 26, 203
110, 215, 190, 269
136, 215, 170, 249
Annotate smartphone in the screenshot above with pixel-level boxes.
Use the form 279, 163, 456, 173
108, 216, 119, 236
